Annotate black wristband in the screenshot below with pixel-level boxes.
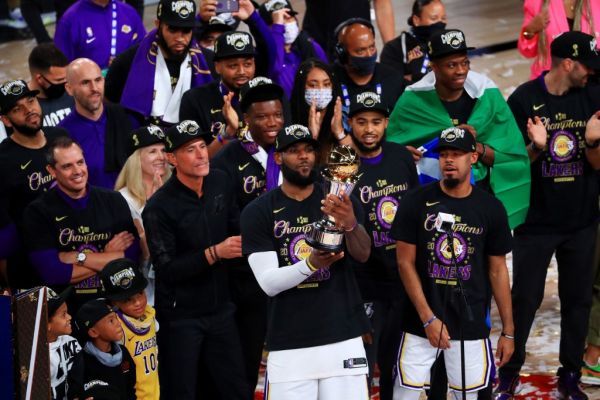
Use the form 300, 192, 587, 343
529, 141, 544, 152
585, 139, 600, 149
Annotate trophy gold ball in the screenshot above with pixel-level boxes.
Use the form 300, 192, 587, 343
306, 145, 361, 252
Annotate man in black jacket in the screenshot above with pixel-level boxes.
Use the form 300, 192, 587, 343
142, 119, 249, 399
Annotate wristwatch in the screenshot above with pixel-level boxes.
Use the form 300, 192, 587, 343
522, 29, 535, 39
76, 251, 87, 266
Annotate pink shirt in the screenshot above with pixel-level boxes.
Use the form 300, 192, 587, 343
518, 0, 600, 79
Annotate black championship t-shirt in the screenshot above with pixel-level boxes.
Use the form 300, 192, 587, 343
380, 31, 426, 81
390, 183, 512, 339
508, 75, 600, 233
212, 139, 266, 214
241, 185, 369, 351
23, 186, 136, 309
0, 127, 69, 288
353, 142, 419, 301
40, 93, 74, 127
0, 127, 69, 221
441, 90, 476, 127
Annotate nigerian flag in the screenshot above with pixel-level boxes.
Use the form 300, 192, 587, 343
387, 70, 531, 229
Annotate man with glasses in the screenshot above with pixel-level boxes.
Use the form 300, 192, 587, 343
105, 0, 213, 127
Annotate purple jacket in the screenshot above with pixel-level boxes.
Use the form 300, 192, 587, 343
54, 0, 145, 69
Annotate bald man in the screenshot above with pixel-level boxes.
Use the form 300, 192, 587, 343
59, 58, 131, 188
332, 19, 405, 134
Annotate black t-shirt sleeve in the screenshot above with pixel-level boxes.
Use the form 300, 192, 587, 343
22, 200, 56, 251
179, 89, 208, 129
506, 87, 530, 141
389, 190, 419, 244
122, 345, 137, 400
241, 198, 275, 255
379, 35, 405, 73
484, 198, 512, 256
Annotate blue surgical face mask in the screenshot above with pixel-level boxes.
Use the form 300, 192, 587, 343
349, 53, 378, 76
304, 88, 333, 109
284, 21, 300, 44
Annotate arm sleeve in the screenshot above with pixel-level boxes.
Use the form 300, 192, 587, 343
248, 251, 313, 296
143, 205, 213, 283
485, 199, 513, 256
247, 10, 278, 77
389, 191, 419, 244
0, 222, 19, 259
517, 0, 540, 59
270, 23, 286, 79
22, 203, 73, 284
53, 18, 74, 61
29, 249, 73, 285
506, 90, 530, 142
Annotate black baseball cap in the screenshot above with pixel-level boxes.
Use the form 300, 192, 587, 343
348, 90, 389, 117
197, 15, 233, 40
240, 77, 284, 112
82, 380, 122, 400
76, 298, 115, 332
128, 125, 165, 156
99, 258, 148, 302
157, 0, 197, 28
258, 0, 298, 25
47, 287, 73, 318
428, 29, 475, 60
432, 127, 476, 153
164, 120, 211, 152
551, 31, 600, 69
213, 31, 256, 61
0, 79, 39, 114
275, 124, 319, 151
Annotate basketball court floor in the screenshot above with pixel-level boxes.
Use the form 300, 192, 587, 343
0, 0, 598, 398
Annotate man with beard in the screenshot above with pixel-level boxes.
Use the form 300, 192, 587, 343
210, 77, 284, 395
59, 58, 131, 189
240, 125, 372, 400
495, 31, 600, 400
333, 18, 404, 132
27, 44, 74, 127
105, 0, 213, 127
22, 136, 139, 312
347, 90, 418, 399
0, 79, 69, 288
390, 127, 514, 400
180, 31, 256, 157
142, 120, 249, 399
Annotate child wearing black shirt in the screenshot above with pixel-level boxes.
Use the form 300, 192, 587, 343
71, 298, 136, 400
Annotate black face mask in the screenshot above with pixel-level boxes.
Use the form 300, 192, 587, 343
40, 75, 66, 99
412, 21, 446, 43
348, 53, 377, 76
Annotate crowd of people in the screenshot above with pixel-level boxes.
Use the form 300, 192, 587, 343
2, 0, 600, 399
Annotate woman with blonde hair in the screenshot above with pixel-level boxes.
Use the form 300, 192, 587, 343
519, 0, 600, 79
115, 125, 171, 306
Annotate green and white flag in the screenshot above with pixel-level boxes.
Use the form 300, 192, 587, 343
387, 70, 531, 229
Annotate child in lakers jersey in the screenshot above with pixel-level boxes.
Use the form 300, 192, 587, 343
99, 258, 159, 400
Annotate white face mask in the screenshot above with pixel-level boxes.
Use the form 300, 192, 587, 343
284, 22, 300, 44
304, 88, 333, 110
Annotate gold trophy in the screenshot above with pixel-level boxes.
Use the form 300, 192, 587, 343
306, 145, 361, 252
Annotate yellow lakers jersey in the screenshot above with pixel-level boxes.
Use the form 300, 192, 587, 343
118, 305, 159, 400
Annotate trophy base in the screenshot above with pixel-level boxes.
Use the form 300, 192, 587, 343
306, 221, 344, 253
